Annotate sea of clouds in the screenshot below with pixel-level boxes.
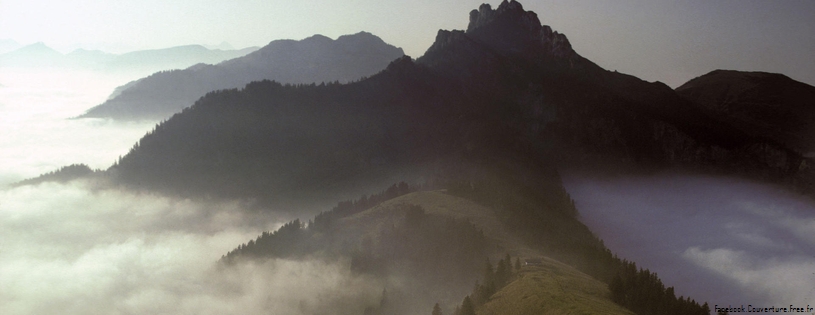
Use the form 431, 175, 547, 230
564, 173, 815, 309
0, 181, 382, 315
0, 68, 158, 186
0, 69, 382, 315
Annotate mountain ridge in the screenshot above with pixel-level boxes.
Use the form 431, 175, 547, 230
676, 69, 815, 157
79, 32, 405, 120
0, 41, 258, 72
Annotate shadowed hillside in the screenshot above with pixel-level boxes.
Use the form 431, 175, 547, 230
677, 70, 815, 157
222, 175, 710, 314
10, 164, 97, 187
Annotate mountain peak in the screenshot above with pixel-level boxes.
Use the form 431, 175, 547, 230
466, 0, 529, 33
19, 42, 59, 53
337, 31, 386, 45
338, 31, 376, 39
4, 42, 63, 59
303, 34, 333, 42
464, 0, 575, 59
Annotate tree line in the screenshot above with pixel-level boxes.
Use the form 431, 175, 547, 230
609, 258, 711, 315
221, 181, 416, 262
427, 254, 519, 315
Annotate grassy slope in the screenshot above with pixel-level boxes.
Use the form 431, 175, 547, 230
479, 264, 634, 315
340, 190, 526, 254
342, 190, 632, 315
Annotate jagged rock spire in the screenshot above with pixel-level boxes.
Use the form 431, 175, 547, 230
466, 0, 530, 33
465, 0, 575, 59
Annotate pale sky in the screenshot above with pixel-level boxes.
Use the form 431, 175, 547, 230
1, 0, 814, 87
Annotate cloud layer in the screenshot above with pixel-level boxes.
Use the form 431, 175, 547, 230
0, 68, 156, 186
0, 181, 381, 315
563, 173, 815, 307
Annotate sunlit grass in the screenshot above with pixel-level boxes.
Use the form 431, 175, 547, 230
479, 264, 635, 315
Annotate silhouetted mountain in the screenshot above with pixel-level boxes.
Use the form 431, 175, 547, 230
203, 41, 234, 50
422, 1, 814, 190
11, 164, 96, 187
0, 39, 22, 54
677, 70, 815, 156
64, 48, 117, 68
0, 42, 63, 67
79, 32, 405, 120
0, 43, 257, 73
107, 0, 815, 208
107, 45, 258, 70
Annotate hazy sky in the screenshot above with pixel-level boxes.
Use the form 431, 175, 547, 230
1, 0, 814, 87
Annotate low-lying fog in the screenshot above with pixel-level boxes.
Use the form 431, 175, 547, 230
0, 181, 382, 314
0, 69, 386, 315
564, 173, 815, 308
0, 68, 156, 186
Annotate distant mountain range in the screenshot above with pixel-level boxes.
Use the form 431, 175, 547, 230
78, 32, 405, 120
0, 42, 258, 73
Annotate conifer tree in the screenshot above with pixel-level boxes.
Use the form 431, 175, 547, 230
483, 259, 495, 286
496, 259, 509, 287
432, 303, 443, 315
379, 287, 388, 311
609, 274, 624, 303
460, 296, 476, 315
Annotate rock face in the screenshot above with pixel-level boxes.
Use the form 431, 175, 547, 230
466, 1, 575, 59
419, 0, 815, 190
79, 32, 405, 120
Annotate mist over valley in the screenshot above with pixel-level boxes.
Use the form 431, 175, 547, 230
0, 181, 383, 315
564, 173, 815, 308
2, 1, 815, 314
0, 69, 156, 185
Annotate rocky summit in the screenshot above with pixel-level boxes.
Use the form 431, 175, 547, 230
466, 0, 575, 59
